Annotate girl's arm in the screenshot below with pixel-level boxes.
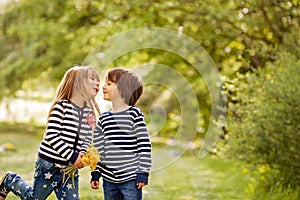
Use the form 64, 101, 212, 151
44, 102, 78, 163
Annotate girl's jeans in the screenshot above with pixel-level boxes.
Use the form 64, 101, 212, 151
103, 179, 142, 200
4, 157, 79, 200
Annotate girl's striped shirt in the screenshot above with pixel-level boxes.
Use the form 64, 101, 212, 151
92, 106, 152, 183
38, 100, 93, 166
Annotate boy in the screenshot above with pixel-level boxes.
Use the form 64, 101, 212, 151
90, 68, 152, 200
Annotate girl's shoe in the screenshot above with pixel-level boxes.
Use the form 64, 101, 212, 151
0, 172, 10, 200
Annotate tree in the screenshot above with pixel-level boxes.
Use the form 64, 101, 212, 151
0, 0, 299, 142
1, 0, 299, 95
225, 51, 300, 186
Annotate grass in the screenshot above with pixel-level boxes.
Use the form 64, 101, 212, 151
0, 122, 251, 200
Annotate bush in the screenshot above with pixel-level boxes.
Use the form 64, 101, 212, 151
246, 168, 300, 200
224, 51, 300, 189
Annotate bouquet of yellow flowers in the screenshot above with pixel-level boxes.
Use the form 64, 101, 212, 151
62, 111, 100, 188
81, 145, 99, 171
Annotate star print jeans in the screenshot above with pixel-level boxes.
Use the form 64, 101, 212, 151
4, 157, 80, 200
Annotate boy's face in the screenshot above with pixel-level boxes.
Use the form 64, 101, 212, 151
102, 78, 121, 102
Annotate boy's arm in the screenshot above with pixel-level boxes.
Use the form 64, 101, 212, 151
91, 169, 101, 182
90, 119, 103, 184
90, 164, 101, 189
90, 161, 101, 189
134, 111, 152, 185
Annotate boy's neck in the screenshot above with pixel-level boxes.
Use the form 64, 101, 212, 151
111, 99, 131, 113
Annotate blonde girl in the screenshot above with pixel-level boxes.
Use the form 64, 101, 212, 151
0, 65, 100, 200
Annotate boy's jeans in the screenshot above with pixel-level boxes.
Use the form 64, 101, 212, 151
103, 179, 142, 200
4, 157, 79, 200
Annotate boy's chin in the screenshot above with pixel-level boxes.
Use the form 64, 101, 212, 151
103, 97, 110, 101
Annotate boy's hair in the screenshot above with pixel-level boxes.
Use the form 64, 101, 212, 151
107, 68, 143, 106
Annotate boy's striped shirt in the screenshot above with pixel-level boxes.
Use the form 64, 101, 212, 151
93, 106, 152, 183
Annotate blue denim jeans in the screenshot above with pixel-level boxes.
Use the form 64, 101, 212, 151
4, 157, 79, 200
103, 179, 142, 200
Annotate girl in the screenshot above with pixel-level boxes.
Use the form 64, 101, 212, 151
0, 65, 100, 200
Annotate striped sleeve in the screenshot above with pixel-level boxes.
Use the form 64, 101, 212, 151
91, 119, 104, 180
133, 109, 152, 174
44, 102, 76, 162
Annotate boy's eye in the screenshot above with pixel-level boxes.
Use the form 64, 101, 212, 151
106, 81, 113, 85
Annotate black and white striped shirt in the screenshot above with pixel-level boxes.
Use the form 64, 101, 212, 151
38, 100, 94, 166
92, 106, 152, 184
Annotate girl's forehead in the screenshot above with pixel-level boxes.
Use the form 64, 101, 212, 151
89, 70, 100, 80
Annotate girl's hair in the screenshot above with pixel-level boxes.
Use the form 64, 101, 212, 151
47, 65, 101, 120
107, 68, 143, 106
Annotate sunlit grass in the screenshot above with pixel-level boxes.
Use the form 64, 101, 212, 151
0, 122, 250, 200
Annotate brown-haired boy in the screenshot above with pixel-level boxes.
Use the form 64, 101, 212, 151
90, 68, 152, 200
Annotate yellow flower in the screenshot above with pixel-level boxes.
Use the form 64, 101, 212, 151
82, 145, 100, 171
62, 145, 100, 188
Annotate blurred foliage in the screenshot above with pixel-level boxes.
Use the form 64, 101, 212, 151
1, 0, 299, 135
224, 51, 300, 188
245, 164, 300, 200
0, 0, 298, 87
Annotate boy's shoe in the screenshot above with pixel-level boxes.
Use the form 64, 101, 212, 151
0, 172, 10, 200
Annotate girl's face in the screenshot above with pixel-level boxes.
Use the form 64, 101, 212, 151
102, 78, 121, 102
85, 70, 100, 99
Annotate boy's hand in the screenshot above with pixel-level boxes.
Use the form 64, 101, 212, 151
91, 180, 100, 189
136, 182, 146, 189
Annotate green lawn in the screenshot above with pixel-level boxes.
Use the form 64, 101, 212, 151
0, 122, 250, 200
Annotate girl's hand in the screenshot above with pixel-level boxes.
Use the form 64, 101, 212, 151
136, 182, 146, 189
91, 180, 100, 189
74, 153, 84, 169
